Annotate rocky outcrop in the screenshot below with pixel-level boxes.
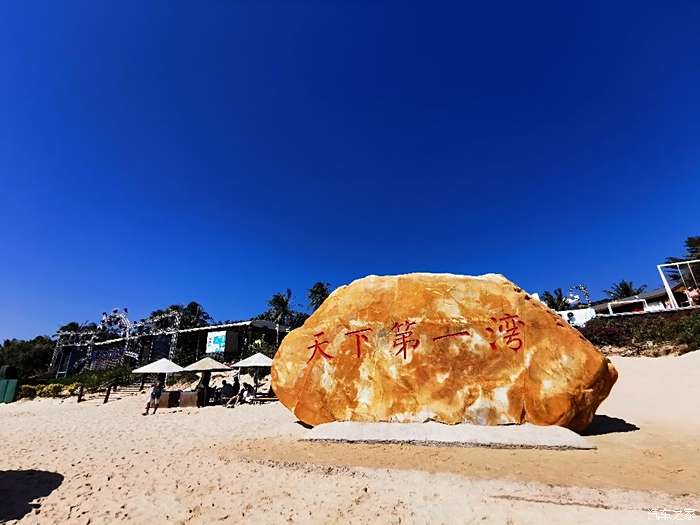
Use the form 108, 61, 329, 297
272, 273, 617, 432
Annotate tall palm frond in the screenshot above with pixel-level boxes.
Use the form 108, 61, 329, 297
308, 282, 331, 311
603, 280, 647, 300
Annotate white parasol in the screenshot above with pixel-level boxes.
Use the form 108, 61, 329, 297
232, 352, 273, 394
183, 356, 232, 372
132, 358, 184, 374
232, 352, 273, 368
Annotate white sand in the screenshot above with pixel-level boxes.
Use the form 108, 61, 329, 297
1, 353, 699, 524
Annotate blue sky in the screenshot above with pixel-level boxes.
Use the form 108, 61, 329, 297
1, 1, 699, 340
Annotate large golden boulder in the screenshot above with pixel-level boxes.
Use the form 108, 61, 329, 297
271, 273, 617, 432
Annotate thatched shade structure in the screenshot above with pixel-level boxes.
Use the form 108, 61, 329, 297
232, 352, 272, 368
132, 358, 184, 374
232, 352, 273, 394
183, 357, 232, 372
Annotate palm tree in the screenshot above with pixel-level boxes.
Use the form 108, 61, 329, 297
180, 301, 213, 328
541, 288, 569, 311
256, 289, 310, 331
308, 282, 331, 311
603, 280, 647, 300
664, 236, 700, 288
58, 321, 83, 333
287, 310, 309, 329
267, 289, 293, 325
666, 235, 700, 263
146, 302, 212, 330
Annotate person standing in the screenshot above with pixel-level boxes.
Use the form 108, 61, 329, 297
232, 376, 240, 397
143, 378, 164, 415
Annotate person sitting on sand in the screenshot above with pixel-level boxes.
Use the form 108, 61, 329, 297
226, 381, 254, 408
143, 379, 164, 416
239, 383, 255, 404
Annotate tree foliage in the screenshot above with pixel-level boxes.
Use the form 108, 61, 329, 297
256, 287, 318, 329
58, 321, 98, 336
144, 301, 212, 331
666, 235, 700, 263
267, 289, 294, 325
0, 336, 54, 380
288, 310, 310, 329
664, 236, 700, 289
603, 280, 647, 300
541, 288, 569, 311
308, 281, 331, 311
244, 338, 277, 360
58, 321, 82, 332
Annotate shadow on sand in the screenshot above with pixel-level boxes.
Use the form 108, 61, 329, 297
582, 415, 639, 436
0, 469, 64, 522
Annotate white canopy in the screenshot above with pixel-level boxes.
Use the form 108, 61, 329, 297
132, 358, 184, 374
232, 352, 273, 368
183, 356, 232, 372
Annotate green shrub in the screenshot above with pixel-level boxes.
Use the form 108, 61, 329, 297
580, 310, 700, 351
676, 314, 700, 351
37, 383, 64, 397
580, 319, 634, 347
56, 366, 132, 392
64, 383, 82, 396
19, 385, 38, 399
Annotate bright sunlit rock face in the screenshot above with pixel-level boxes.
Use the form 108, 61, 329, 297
271, 273, 617, 432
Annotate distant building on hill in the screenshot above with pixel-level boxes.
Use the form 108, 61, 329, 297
591, 285, 687, 316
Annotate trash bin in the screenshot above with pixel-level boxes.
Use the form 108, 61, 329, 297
0, 379, 18, 403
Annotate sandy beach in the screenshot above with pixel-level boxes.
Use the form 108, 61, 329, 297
1, 353, 698, 524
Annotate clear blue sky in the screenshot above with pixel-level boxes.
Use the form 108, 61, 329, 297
1, 1, 699, 340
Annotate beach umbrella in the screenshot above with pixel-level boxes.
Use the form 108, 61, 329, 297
182, 357, 232, 406
183, 356, 232, 372
132, 358, 184, 374
231, 352, 273, 368
232, 353, 273, 393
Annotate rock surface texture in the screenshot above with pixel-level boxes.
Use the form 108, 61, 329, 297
271, 273, 617, 432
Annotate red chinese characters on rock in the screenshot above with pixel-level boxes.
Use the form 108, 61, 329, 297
307, 331, 334, 362
391, 320, 420, 359
306, 314, 524, 363
433, 329, 470, 341
345, 328, 372, 358
485, 314, 525, 352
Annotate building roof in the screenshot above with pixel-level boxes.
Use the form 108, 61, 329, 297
592, 285, 679, 313
177, 319, 289, 334
637, 286, 672, 301
94, 319, 289, 346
